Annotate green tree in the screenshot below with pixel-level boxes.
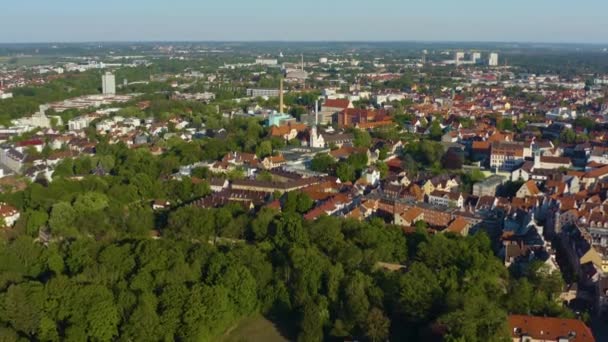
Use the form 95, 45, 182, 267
256, 140, 273, 158
48, 202, 77, 237
354, 130, 372, 148
310, 153, 336, 173
336, 163, 356, 182
429, 120, 443, 140
364, 308, 391, 342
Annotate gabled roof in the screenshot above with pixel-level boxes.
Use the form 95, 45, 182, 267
540, 156, 571, 165
323, 98, 351, 109
508, 315, 595, 342
400, 207, 423, 223
522, 180, 541, 196
585, 165, 608, 179
445, 217, 469, 235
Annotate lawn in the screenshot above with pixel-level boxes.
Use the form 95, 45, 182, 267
220, 314, 290, 342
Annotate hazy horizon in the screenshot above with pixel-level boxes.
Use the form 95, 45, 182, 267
1, 0, 607, 44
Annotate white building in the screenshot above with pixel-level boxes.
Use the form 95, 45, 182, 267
428, 190, 464, 209
546, 107, 577, 121
12, 105, 62, 129
102, 72, 116, 95
455, 52, 465, 64
255, 59, 278, 66
68, 115, 92, 131
309, 126, 325, 148
472, 52, 481, 63
490, 142, 529, 172
489, 53, 499, 67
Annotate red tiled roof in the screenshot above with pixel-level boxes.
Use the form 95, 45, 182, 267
585, 165, 608, 179
400, 207, 423, 223
445, 217, 468, 235
323, 98, 351, 109
508, 315, 595, 342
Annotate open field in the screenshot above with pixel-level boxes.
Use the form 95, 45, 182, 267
220, 314, 290, 342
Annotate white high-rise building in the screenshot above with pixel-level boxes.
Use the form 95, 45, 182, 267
102, 72, 116, 95
472, 52, 481, 63
489, 53, 499, 67
455, 51, 465, 64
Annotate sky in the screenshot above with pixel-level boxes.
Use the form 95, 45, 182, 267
1, 0, 607, 43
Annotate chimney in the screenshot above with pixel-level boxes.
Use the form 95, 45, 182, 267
315, 100, 319, 126
279, 77, 284, 114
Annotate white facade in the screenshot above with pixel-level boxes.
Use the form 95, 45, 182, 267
472, 52, 481, 63
102, 72, 116, 95
309, 126, 325, 148
489, 53, 499, 66
491, 152, 525, 172
455, 52, 465, 64
546, 107, 577, 121
68, 116, 91, 131
255, 59, 278, 66
428, 192, 464, 209
12, 105, 61, 129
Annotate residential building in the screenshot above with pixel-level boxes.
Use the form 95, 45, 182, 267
246, 88, 280, 97
428, 190, 464, 209
255, 58, 278, 66
508, 315, 595, 342
546, 107, 577, 121
102, 72, 116, 95
488, 52, 499, 66
473, 175, 505, 197
491, 142, 529, 172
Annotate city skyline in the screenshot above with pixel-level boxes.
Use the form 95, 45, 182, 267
1, 0, 607, 44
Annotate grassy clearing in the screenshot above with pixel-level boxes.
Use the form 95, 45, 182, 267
220, 314, 290, 342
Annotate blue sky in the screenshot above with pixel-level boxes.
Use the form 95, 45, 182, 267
1, 0, 606, 43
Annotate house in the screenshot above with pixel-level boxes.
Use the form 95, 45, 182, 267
208, 178, 229, 192
222, 152, 259, 167
362, 168, 381, 187
428, 190, 465, 209
508, 315, 595, 342
269, 122, 308, 141
516, 180, 542, 198
445, 217, 471, 236
536, 155, 572, 170
152, 200, 171, 210
490, 142, 529, 172
323, 133, 354, 148
421, 175, 460, 196
546, 107, 577, 121
394, 204, 453, 229
261, 155, 286, 169
0, 202, 20, 227
473, 175, 505, 197
582, 166, 608, 186
0, 148, 26, 173
394, 207, 424, 227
